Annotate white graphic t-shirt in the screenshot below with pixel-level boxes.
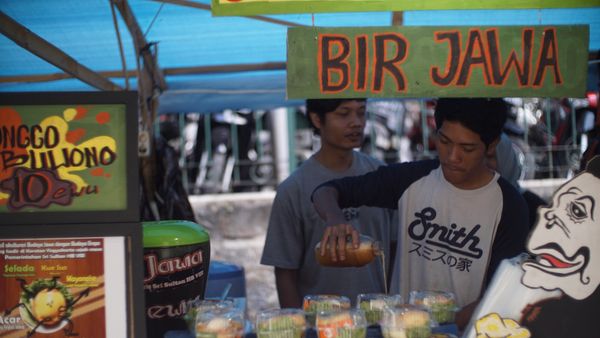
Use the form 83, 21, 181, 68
323, 159, 529, 307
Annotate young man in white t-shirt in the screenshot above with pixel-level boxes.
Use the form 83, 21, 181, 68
312, 98, 529, 328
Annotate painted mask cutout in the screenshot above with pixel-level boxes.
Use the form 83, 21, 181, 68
522, 167, 600, 300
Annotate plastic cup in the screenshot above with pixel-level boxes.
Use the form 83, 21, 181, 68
408, 290, 458, 325
195, 307, 244, 338
356, 294, 403, 326
302, 295, 351, 327
256, 308, 306, 338
185, 299, 236, 333
316, 309, 367, 338
380, 305, 431, 338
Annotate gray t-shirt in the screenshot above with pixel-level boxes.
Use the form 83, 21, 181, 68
260, 151, 397, 304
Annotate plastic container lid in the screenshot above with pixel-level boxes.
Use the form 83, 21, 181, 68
195, 307, 245, 338
256, 308, 306, 333
303, 295, 351, 328
316, 309, 367, 338
303, 295, 351, 313
184, 299, 235, 333
408, 290, 458, 325
143, 220, 210, 248
356, 294, 403, 325
356, 293, 403, 309
380, 304, 431, 329
408, 291, 456, 307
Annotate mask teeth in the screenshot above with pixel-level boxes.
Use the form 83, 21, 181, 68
515, 252, 533, 265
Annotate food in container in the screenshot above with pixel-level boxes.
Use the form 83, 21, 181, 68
315, 235, 382, 267
316, 309, 367, 338
380, 305, 431, 338
408, 290, 457, 325
303, 295, 351, 327
185, 299, 236, 333
256, 308, 306, 338
195, 307, 244, 338
356, 294, 403, 325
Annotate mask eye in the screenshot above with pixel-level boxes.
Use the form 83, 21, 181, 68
566, 201, 588, 224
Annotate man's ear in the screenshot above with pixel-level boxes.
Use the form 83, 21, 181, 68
308, 111, 322, 130
486, 137, 500, 157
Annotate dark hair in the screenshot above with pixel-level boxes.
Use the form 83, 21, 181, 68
305, 98, 366, 135
586, 155, 600, 179
434, 98, 508, 148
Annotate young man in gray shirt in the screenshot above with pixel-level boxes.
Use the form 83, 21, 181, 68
260, 98, 397, 308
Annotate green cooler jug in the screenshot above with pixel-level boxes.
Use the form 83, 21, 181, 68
143, 220, 211, 338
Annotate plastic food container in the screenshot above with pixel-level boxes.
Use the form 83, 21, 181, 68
408, 290, 458, 325
356, 294, 403, 325
316, 309, 367, 338
195, 307, 244, 338
256, 308, 306, 338
303, 295, 351, 327
380, 305, 432, 338
185, 299, 235, 333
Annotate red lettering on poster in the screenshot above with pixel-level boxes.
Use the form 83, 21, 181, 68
430, 30, 462, 87
372, 32, 409, 93
318, 34, 351, 93
430, 27, 562, 88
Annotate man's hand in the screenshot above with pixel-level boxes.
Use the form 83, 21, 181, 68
319, 223, 359, 262
275, 268, 301, 308
312, 185, 358, 262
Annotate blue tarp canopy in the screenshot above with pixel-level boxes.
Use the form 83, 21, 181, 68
1, 1, 599, 113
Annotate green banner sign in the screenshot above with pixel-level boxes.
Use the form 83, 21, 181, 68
0, 103, 129, 213
211, 0, 600, 16
287, 25, 589, 99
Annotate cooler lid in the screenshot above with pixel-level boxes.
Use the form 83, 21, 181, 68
143, 220, 210, 247
208, 260, 244, 279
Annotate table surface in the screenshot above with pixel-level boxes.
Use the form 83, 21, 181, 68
165, 323, 459, 338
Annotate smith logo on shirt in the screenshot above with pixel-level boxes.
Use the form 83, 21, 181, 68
408, 207, 483, 259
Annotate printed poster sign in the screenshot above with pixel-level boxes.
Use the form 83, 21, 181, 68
0, 237, 115, 338
464, 155, 600, 337
0, 103, 128, 214
287, 25, 589, 99
211, 0, 600, 16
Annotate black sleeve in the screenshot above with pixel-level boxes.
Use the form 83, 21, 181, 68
485, 177, 530, 285
312, 160, 438, 210
522, 189, 548, 230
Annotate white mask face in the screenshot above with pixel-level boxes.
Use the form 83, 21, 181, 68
522, 172, 600, 300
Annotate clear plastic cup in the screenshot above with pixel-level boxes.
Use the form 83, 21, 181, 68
356, 294, 403, 326
186, 299, 236, 333
408, 290, 458, 325
256, 308, 306, 338
316, 309, 367, 338
380, 305, 431, 338
302, 295, 351, 327
195, 307, 244, 338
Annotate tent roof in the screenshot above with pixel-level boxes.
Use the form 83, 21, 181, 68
1, 1, 599, 113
